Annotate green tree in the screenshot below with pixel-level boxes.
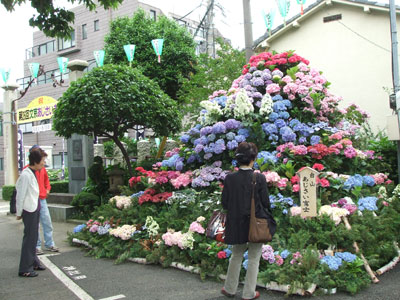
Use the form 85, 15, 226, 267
53, 64, 181, 176
104, 9, 197, 102
178, 38, 246, 112
1, 0, 123, 38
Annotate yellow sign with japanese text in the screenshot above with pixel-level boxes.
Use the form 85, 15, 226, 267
17, 96, 58, 124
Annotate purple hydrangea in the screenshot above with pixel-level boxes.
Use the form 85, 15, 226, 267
204, 143, 215, 153
194, 144, 204, 153
244, 73, 252, 80
235, 135, 246, 143
262, 73, 272, 81
224, 119, 241, 130
188, 127, 200, 136
180, 134, 190, 143
280, 126, 296, 142
262, 123, 278, 135
214, 139, 226, 154
227, 140, 238, 150
212, 122, 227, 134
200, 126, 213, 136
204, 153, 213, 160
251, 77, 265, 87
252, 92, 263, 99
194, 136, 207, 146
249, 66, 258, 72
226, 132, 236, 140
253, 70, 263, 77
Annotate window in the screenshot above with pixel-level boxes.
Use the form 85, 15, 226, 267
150, 10, 156, 21
58, 30, 76, 50
0, 158, 3, 171
19, 122, 33, 134
94, 20, 99, 31
53, 154, 62, 169
323, 14, 342, 23
82, 24, 87, 39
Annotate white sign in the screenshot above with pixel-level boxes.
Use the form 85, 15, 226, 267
297, 167, 319, 218
32, 123, 52, 133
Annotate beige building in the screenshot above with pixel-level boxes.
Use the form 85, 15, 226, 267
254, 0, 399, 133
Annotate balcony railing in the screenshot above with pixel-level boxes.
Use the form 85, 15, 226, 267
17, 59, 97, 90
25, 40, 56, 60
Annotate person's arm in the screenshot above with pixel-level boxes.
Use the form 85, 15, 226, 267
43, 168, 51, 195
258, 173, 270, 211
221, 177, 229, 210
15, 173, 28, 218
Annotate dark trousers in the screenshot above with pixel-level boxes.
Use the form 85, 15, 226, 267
18, 209, 41, 273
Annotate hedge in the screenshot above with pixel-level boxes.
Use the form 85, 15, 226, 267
2, 185, 16, 201
50, 181, 69, 193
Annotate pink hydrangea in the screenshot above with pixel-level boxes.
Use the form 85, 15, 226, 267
344, 147, 357, 158
290, 206, 302, 216
189, 221, 205, 234
275, 255, 284, 266
266, 83, 281, 94
277, 178, 288, 189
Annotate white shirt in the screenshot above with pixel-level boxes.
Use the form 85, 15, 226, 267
15, 167, 39, 216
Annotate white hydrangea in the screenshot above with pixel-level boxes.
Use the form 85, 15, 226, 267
145, 216, 160, 237
233, 89, 254, 119
259, 93, 273, 116
109, 195, 132, 209
181, 231, 195, 250
319, 205, 349, 225
198, 100, 223, 125
223, 96, 235, 117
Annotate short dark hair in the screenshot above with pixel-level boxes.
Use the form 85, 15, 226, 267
235, 142, 258, 166
28, 148, 47, 165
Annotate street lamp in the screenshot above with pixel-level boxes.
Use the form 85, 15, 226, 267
151, 39, 164, 63
94, 50, 105, 67
124, 44, 136, 67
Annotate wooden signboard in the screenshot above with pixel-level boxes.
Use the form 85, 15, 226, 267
297, 167, 319, 218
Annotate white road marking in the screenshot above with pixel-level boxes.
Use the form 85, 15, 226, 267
98, 295, 126, 300
39, 255, 94, 300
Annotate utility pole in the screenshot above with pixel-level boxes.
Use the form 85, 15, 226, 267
389, 0, 400, 181
243, 0, 254, 62
205, 0, 215, 57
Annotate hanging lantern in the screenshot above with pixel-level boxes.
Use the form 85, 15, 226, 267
28, 63, 40, 79
0, 68, 10, 84
296, 0, 306, 15
276, 0, 291, 26
263, 9, 276, 36
123, 44, 136, 66
57, 57, 69, 74
151, 39, 164, 63
94, 50, 105, 67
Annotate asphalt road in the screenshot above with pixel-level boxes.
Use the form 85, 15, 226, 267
1, 208, 400, 300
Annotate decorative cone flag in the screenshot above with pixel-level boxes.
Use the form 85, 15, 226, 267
57, 57, 69, 74
151, 39, 164, 63
276, 0, 291, 25
155, 137, 161, 148
28, 63, 40, 79
296, 0, 306, 15
124, 44, 136, 63
0, 68, 10, 84
94, 50, 105, 67
262, 9, 275, 34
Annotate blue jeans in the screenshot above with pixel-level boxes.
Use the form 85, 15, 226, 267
36, 199, 55, 249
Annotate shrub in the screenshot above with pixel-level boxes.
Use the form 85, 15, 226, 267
71, 192, 101, 217
50, 181, 69, 193
2, 185, 15, 201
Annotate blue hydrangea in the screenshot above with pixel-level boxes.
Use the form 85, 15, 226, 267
227, 140, 239, 150
298, 137, 307, 144
268, 112, 279, 122
131, 191, 144, 198
343, 174, 364, 190
238, 128, 250, 137
280, 126, 296, 142
188, 127, 200, 136
194, 144, 204, 153
207, 134, 216, 142
335, 252, 357, 263
73, 224, 86, 233
187, 155, 197, 164
272, 95, 283, 101
226, 132, 236, 140
289, 119, 301, 128
310, 135, 321, 145
278, 111, 290, 119
274, 119, 286, 128
235, 135, 246, 143
282, 100, 292, 108
242, 259, 249, 270
214, 139, 226, 154
358, 197, 378, 211
162, 154, 180, 168
243, 250, 249, 260
363, 175, 375, 187
214, 96, 227, 107
224, 248, 232, 258
256, 151, 278, 165
280, 250, 291, 259
321, 256, 343, 270
175, 160, 184, 171
273, 101, 287, 111
97, 224, 110, 235
262, 123, 278, 135
204, 143, 215, 153
180, 134, 190, 143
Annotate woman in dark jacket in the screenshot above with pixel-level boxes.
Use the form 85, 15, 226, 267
221, 142, 271, 300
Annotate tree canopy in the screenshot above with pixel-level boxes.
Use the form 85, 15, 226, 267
1, 0, 123, 38
53, 64, 181, 175
178, 38, 246, 113
104, 9, 197, 102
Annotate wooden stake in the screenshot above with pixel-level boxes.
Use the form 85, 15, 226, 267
156, 136, 168, 159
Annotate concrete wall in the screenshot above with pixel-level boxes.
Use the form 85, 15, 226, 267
263, 2, 396, 133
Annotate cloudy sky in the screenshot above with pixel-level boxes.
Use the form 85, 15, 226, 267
0, 0, 395, 101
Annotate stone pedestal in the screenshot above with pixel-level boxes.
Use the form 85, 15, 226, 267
113, 142, 127, 165
137, 140, 151, 162
2, 83, 20, 185
94, 144, 105, 158
66, 60, 93, 194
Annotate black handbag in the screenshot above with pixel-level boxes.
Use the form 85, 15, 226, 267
10, 189, 17, 214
